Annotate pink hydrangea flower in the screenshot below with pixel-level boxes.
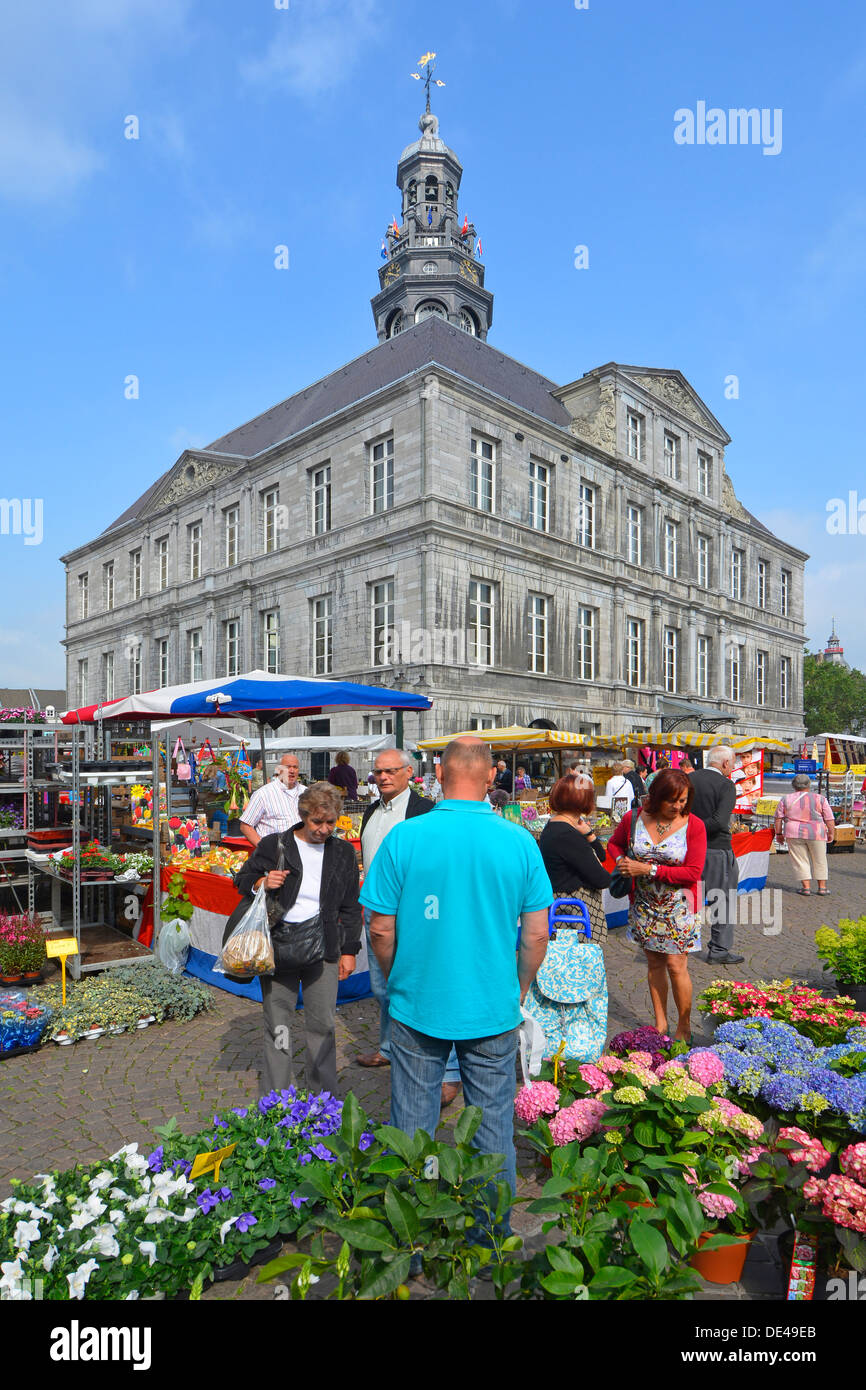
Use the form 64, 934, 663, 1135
840, 1142, 866, 1186
578, 1064, 611, 1093
595, 1055, 624, 1075
710, 1096, 745, 1121
728, 1112, 764, 1142
778, 1126, 831, 1173
626, 1051, 654, 1068
548, 1098, 608, 1147
655, 1060, 685, 1079
687, 1050, 725, 1087
735, 1145, 769, 1179
513, 1081, 560, 1124
697, 1189, 738, 1219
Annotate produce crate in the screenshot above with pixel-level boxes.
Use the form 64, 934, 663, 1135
828, 825, 856, 853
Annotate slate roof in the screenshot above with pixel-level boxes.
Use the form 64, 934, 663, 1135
0, 688, 66, 710
100, 318, 571, 535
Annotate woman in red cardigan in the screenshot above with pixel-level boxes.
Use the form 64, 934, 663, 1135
609, 767, 707, 1043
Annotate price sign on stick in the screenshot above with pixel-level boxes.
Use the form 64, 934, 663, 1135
45, 937, 79, 1005
190, 1142, 237, 1183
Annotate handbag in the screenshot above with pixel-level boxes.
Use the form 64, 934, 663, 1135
608, 810, 639, 899
174, 737, 192, 782
266, 833, 326, 970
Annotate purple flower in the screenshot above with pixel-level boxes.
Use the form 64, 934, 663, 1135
297, 1153, 312, 1166
258, 1178, 277, 1192
216, 1186, 233, 1203
279, 1086, 297, 1104
309, 1144, 335, 1163
255, 1137, 270, 1149
231, 1107, 248, 1119
289, 1101, 311, 1124
235, 1212, 258, 1234
146, 1145, 164, 1174
289, 1191, 308, 1209
196, 1189, 219, 1215
172, 1159, 192, 1177
213, 1114, 228, 1129
358, 1132, 375, 1152
275, 1116, 293, 1128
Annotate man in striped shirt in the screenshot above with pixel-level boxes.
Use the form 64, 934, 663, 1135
240, 754, 305, 848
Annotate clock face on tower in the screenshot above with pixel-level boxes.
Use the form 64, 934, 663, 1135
459, 258, 480, 285
383, 263, 401, 286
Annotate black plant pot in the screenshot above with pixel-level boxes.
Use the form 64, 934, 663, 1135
211, 1236, 283, 1283
836, 982, 866, 1012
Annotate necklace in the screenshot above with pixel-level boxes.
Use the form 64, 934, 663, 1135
655, 819, 673, 835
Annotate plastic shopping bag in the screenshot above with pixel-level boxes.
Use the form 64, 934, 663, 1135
518, 1005, 546, 1086
216, 884, 275, 978
157, 917, 191, 975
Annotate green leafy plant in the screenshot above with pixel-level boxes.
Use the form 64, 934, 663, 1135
816, 918, 866, 987
162, 872, 194, 923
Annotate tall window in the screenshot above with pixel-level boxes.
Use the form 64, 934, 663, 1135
130, 643, 142, 695
577, 606, 596, 681
698, 451, 712, 497
577, 482, 595, 548
368, 715, 394, 736
469, 714, 496, 730
626, 505, 642, 565
780, 656, 791, 709
262, 488, 279, 554
470, 436, 496, 513
780, 569, 791, 617
189, 524, 202, 580
78, 659, 89, 706
729, 645, 742, 702
225, 619, 240, 676
756, 650, 767, 707
79, 574, 89, 619
663, 520, 678, 578
131, 549, 142, 600
224, 507, 238, 569
370, 437, 395, 514
313, 597, 333, 676
468, 579, 494, 666
156, 537, 169, 591
730, 548, 743, 600
697, 636, 710, 698
262, 611, 280, 674
312, 465, 332, 536
528, 460, 549, 532
189, 630, 203, 682
757, 560, 767, 610
697, 534, 710, 588
104, 562, 114, 611
663, 628, 678, 693
528, 595, 548, 674
370, 581, 395, 667
663, 432, 680, 480
157, 638, 169, 689
626, 618, 643, 687
104, 651, 114, 702
626, 411, 644, 461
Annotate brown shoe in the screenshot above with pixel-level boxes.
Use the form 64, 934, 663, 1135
440, 1081, 461, 1108
356, 1051, 390, 1068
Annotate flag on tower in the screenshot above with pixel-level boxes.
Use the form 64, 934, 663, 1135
427, 207, 433, 226
380, 240, 388, 260
476, 237, 483, 257
461, 215, 469, 236
391, 217, 400, 236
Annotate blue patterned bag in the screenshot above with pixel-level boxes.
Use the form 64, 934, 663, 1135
523, 935, 608, 1064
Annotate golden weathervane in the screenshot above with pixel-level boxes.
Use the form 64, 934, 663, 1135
410, 52, 445, 113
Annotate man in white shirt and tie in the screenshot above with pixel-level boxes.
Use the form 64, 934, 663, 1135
355, 749, 462, 1104
240, 754, 305, 848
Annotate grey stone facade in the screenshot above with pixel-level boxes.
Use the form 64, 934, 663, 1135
61, 116, 807, 750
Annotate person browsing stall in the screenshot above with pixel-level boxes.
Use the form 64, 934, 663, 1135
240, 754, 305, 849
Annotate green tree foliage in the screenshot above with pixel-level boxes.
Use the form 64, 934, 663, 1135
803, 653, 866, 736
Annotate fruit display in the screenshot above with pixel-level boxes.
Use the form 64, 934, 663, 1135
168, 845, 248, 875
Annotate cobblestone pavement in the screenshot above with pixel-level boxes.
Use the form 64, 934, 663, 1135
2, 847, 863, 1300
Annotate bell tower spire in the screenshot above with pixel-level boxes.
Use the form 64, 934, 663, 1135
371, 58, 494, 343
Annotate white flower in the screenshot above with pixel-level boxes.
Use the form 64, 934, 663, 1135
13, 1220, 40, 1252
0, 1257, 27, 1298
126, 1194, 150, 1212
83, 1194, 107, 1219
138, 1241, 157, 1266
125, 1289, 140, 1300
23, 1204, 50, 1221
151, 1172, 181, 1201
88, 1171, 114, 1192
109, 1209, 125, 1225
1, 1199, 29, 1217
143, 1209, 170, 1224
43, 1245, 59, 1273
170, 1206, 198, 1224
109, 1187, 132, 1202
69, 1195, 105, 1231
89, 1224, 120, 1258
124, 1153, 148, 1177
218, 1217, 234, 1245
109, 1143, 139, 1161
67, 1258, 100, 1300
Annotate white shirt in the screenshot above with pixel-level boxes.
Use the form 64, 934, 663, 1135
241, 778, 304, 839
361, 786, 412, 868
605, 775, 634, 808
283, 838, 325, 923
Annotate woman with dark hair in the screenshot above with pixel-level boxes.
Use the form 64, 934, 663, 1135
608, 768, 707, 1042
233, 782, 361, 1095
327, 751, 358, 801
539, 775, 612, 942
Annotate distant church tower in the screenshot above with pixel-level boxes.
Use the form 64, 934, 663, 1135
821, 621, 846, 666
371, 109, 494, 342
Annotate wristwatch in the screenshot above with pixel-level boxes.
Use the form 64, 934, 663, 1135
649, 864, 658, 879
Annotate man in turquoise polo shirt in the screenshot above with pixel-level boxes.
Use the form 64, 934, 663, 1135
361, 736, 551, 1209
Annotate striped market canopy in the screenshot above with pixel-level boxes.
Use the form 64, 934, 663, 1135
417, 727, 792, 754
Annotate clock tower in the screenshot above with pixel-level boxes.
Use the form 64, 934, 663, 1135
371, 110, 494, 343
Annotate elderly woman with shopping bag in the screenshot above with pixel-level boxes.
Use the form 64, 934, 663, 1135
230, 782, 361, 1096
774, 774, 836, 896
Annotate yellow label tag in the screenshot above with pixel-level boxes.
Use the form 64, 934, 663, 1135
189, 1142, 237, 1183
46, 937, 79, 959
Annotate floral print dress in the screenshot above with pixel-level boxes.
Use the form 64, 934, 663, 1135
626, 817, 700, 955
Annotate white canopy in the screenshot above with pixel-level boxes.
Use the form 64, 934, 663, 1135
263, 734, 418, 755
151, 719, 247, 746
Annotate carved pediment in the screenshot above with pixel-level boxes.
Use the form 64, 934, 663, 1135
145, 455, 241, 516
562, 381, 617, 451
722, 470, 753, 524
626, 372, 726, 438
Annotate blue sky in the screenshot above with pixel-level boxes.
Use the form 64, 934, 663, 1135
1, 0, 865, 689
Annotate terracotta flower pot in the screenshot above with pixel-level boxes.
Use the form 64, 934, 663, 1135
0, 973, 22, 985
690, 1230, 755, 1285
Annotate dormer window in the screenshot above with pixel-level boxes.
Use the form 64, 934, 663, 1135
459, 309, 477, 335
424, 175, 438, 203
387, 309, 405, 338
415, 301, 447, 323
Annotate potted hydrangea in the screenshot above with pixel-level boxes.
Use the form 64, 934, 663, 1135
815, 918, 866, 1012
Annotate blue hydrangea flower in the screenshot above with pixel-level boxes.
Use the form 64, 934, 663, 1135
760, 1073, 806, 1110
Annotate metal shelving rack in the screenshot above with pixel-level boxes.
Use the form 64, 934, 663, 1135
32, 724, 159, 977
0, 719, 70, 913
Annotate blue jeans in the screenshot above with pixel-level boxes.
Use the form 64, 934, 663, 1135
364, 914, 460, 1083
389, 1018, 518, 1217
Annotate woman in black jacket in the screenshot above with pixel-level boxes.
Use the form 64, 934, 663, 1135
233, 782, 361, 1096
539, 775, 612, 943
